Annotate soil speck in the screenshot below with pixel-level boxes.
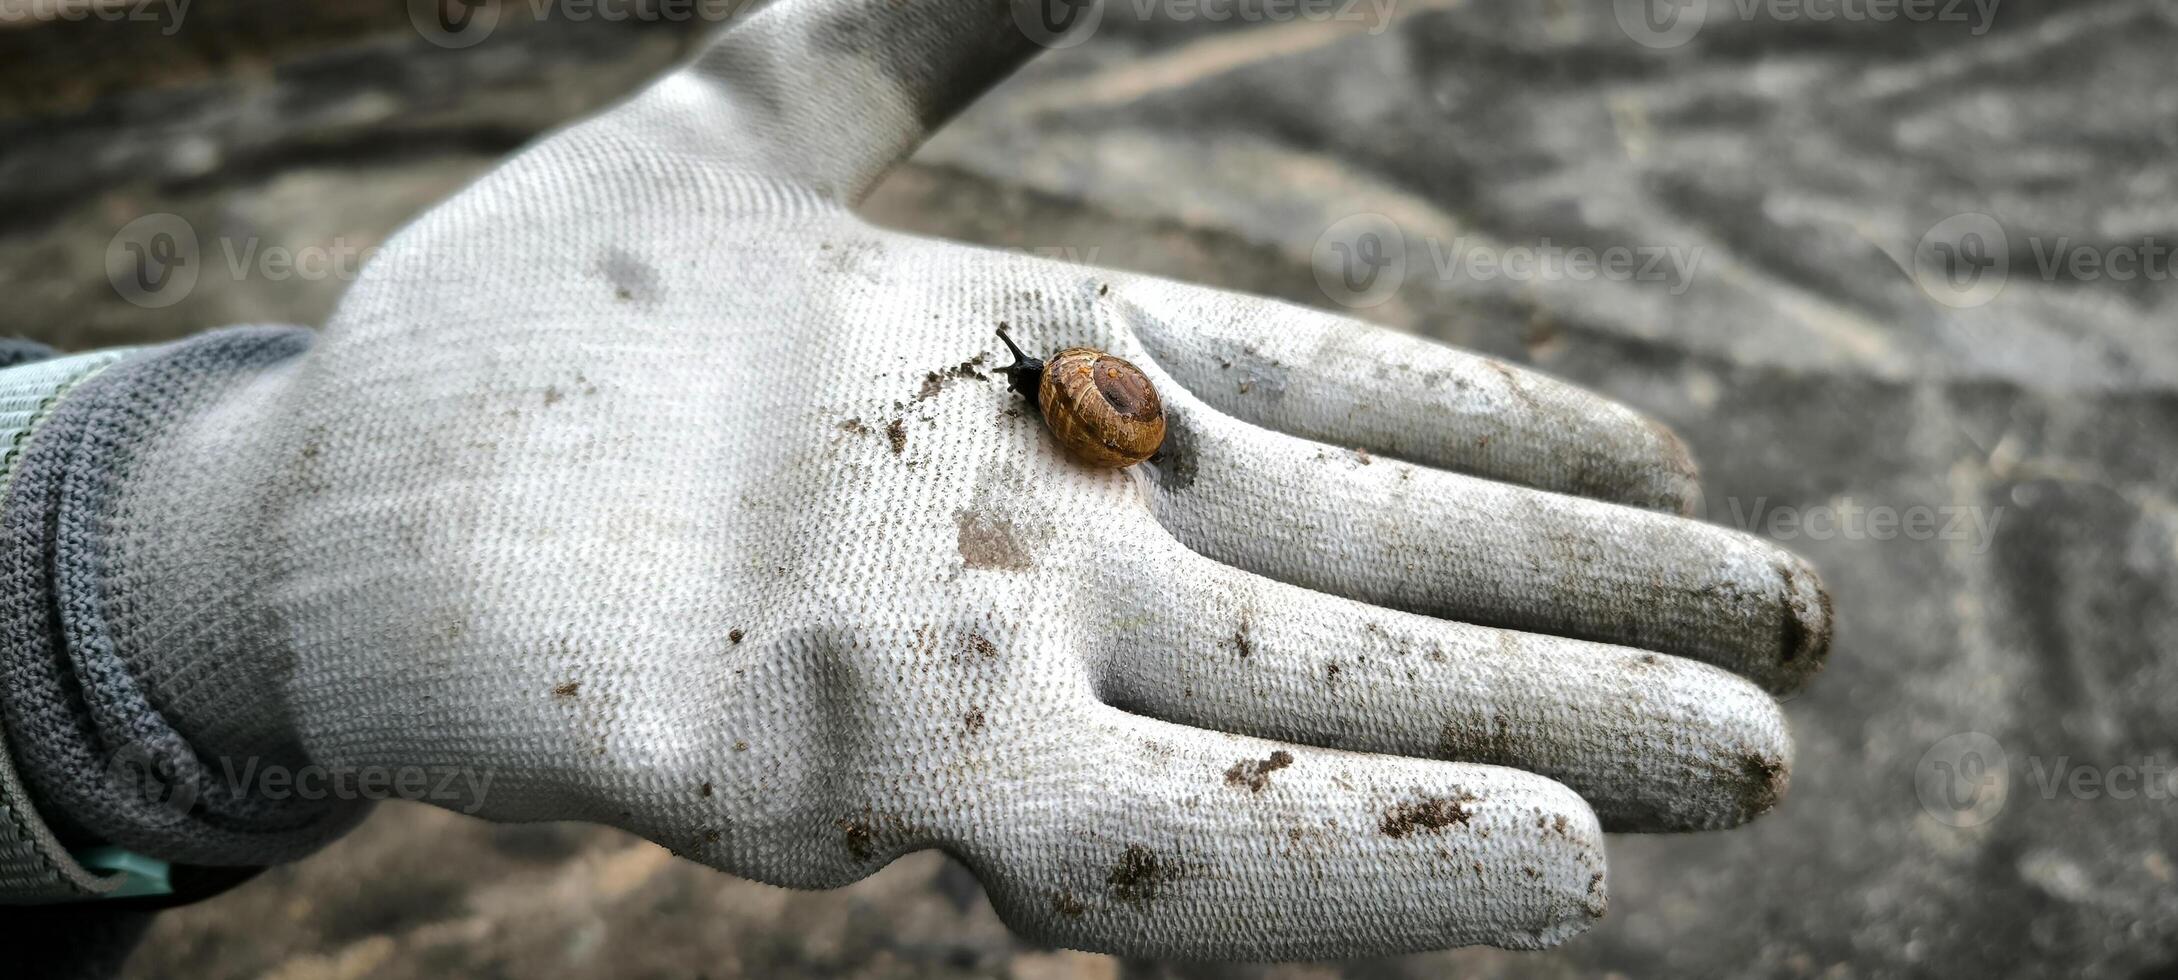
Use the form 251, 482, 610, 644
1223, 750, 1294, 792
839, 819, 875, 861
1107, 845, 1177, 903
916, 357, 990, 401
1435, 711, 1515, 765
1740, 754, 1788, 816
1380, 793, 1478, 838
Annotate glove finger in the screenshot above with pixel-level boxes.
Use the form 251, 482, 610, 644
1091, 539, 1793, 832
592, 0, 1074, 201
1111, 278, 1699, 514
964, 704, 1608, 959
1131, 381, 1830, 694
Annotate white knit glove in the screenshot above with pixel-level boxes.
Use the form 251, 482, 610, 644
88, 1, 1829, 959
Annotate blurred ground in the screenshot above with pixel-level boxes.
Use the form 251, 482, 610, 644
3, 1, 2177, 977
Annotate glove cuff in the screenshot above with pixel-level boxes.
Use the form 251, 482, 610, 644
0, 346, 139, 901
0, 328, 366, 874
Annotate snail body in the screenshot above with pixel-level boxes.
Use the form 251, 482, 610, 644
998, 327, 1166, 468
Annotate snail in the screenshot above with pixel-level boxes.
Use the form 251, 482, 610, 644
996, 325, 1166, 468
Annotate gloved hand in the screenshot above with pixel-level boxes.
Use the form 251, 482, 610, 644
31, 1, 1828, 959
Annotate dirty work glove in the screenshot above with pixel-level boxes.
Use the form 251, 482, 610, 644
3, 0, 1830, 959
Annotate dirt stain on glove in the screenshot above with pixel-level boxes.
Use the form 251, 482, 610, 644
840, 819, 876, 861
1434, 711, 1516, 766
955, 510, 1033, 571
1739, 753, 1790, 818
1379, 793, 1479, 838
837, 811, 908, 863
1223, 750, 1293, 792
1107, 844, 1181, 904
916, 354, 988, 401
1228, 616, 1254, 658
1776, 559, 1835, 670
596, 247, 662, 304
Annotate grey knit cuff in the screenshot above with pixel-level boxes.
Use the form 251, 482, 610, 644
0, 328, 367, 874
0, 347, 138, 902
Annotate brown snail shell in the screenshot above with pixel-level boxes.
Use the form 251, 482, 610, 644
1039, 347, 1166, 467
998, 328, 1167, 468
